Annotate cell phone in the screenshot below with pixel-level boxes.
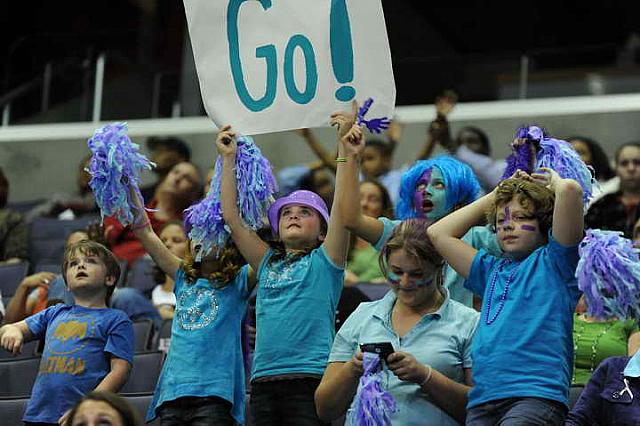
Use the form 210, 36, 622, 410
360, 342, 395, 362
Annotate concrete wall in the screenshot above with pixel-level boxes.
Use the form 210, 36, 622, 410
2, 109, 640, 203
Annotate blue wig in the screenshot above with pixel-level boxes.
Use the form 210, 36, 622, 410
395, 156, 481, 220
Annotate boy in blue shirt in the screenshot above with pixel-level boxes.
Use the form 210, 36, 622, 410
0, 240, 134, 426
428, 168, 584, 425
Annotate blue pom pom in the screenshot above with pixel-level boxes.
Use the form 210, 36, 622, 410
87, 122, 155, 226
184, 135, 277, 257
577, 229, 640, 319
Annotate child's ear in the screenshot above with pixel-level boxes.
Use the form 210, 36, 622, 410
105, 275, 117, 287
318, 233, 326, 242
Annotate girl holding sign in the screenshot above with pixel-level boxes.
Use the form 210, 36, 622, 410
218, 116, 355, 425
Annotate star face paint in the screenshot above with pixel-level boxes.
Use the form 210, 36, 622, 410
413, 167, 449, 220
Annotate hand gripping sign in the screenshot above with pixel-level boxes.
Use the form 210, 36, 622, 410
184, 0, 396, 135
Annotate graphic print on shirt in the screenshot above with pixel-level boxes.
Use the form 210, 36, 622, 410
176, 286, 219, 330
263, 256, 310, 297
41, 314, 96, 375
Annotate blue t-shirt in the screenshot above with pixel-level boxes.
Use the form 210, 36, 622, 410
465, 234, 581, 408
329, 289, 478, 426
374, 218, 500, 307
24, 304, 134, 424
252, 246, 344, 380
147, 266, 250, 425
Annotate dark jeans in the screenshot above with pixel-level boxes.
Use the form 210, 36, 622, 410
466, 397, 567, 426
250, 378, 329, 426
157, 396, 235, 426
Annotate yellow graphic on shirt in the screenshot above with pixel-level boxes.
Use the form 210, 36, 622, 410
52, 321, 88, 342
39, 356, 85, 375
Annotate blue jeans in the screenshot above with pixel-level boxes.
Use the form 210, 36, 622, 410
157, 396, 234, 426
466, 397, 567, 426
250, 378, 329, 426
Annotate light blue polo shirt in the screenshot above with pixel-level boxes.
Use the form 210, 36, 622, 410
374, 217, 501, 307
329, 288, 479, 426
466, 234, 581, 408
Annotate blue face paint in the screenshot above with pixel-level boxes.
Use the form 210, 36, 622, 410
413, 168, 449, 220
387, 270, 434, 287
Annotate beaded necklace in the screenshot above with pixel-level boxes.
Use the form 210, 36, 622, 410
484, 259, 519, 325
572, 317, 616, 382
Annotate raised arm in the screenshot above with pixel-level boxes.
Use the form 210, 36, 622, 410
297, 128, 337, 173
218, 125, 269, 272
533, 168, 584, 246
428, 191, 495, 278
322, 117, 359, 267
129, 187, 181, 278
334, 111, 386, 245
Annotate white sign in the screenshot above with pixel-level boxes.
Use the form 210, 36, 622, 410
184, 0, 396, 135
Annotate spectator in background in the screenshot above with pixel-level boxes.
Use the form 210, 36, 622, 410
0, 167, 28, 266
344, 179, 394, 286
150, 220, 188, 320
140, 137, 191, 203
295, 122, 404, 204
26, 155, 98, 222
298, 165, 335, 210
105, 161, 202, 264
421, 91, 505, 192
568, 136, 618, 200
586, 142, 640, 238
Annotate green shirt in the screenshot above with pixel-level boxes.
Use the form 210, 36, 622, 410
572, 314, 639, 384
347, 244, 384, 282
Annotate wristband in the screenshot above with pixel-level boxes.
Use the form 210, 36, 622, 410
419, 365, 433, 386
132, 218, 151, 230
335, 157, 348, 163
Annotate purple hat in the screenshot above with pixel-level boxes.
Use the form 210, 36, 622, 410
267, 190, 330, 235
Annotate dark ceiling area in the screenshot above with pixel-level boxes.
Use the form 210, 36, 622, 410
1, 0, 639, 114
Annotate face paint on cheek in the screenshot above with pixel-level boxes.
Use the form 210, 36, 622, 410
413, 169, 432, 218
387, 271, 435, 287
424, 168, 449, 220
521, 224, 537, 232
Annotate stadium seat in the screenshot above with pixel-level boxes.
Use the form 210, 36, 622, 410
29, 239, 66, 267
122, 392, 160, 425
34, 261, 62, 274
0, 396, 29, 426
128, 258, 158, 296
0, 356, 40, 397
154, 319, 172, 352
356, 282, 389, 301
0, 262, 29, 297
569, 384, 584, 409
132, 319, 154, 353
120, 351, 164, 394
0, 340, 39, 360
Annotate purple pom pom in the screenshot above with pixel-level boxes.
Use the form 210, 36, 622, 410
502, 142, 535, 180
346, 352, 397, 426
577, 229, 640, 319
184, 135, 277, 257
87, 122, 155, 226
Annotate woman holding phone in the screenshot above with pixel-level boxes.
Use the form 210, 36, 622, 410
314, 219, 478, 425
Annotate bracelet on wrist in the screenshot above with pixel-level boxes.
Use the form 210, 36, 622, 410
335, 157, 348, 163
419, 365, 433, 386
132, 219, 151, 231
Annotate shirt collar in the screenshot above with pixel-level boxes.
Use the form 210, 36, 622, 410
624, 351, 640, 378
372, 286, 451, 322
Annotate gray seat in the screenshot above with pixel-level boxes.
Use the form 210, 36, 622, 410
0, 340, 39, 360
0, 356, 40, 397
132, 319, 154, 353
0, 262, 30, 297
120, 351, 164, 394
569, 384, 584, 409
0, 396, 29, 426
122, 392, 160, 425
